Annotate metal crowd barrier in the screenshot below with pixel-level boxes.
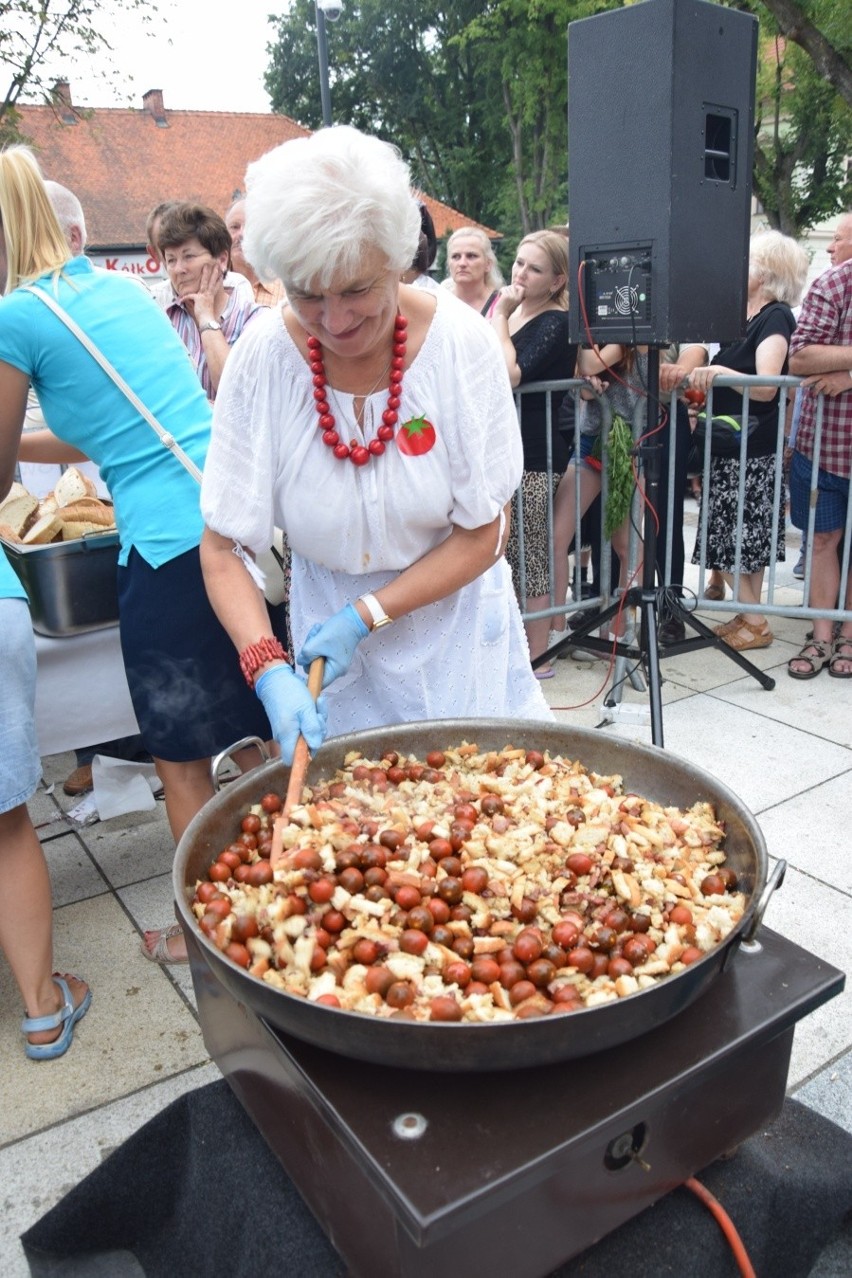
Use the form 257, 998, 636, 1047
513, 373, 852, 636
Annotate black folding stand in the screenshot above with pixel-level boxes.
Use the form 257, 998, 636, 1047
535, 346, 775, 747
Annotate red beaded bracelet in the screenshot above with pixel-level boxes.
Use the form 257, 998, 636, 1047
239, 636, 290, 688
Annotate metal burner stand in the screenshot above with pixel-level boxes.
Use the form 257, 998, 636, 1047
189, 927, 843, 1278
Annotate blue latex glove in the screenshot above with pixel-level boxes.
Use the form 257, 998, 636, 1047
297, 602, 370, 688
255, 664, 328, 766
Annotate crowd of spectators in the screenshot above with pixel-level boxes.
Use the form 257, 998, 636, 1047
1, 125, 849, 1062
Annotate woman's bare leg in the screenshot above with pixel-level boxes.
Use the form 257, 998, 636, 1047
0, 804, 89, 1047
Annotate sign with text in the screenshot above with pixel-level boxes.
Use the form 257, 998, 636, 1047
89, 252, 164, 280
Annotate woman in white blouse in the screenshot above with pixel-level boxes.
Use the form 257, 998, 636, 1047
200, 126, 550, 760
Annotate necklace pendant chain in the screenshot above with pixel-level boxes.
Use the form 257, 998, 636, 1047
307, 314, 407, 466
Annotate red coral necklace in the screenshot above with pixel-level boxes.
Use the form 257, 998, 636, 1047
307, 313, 407, 466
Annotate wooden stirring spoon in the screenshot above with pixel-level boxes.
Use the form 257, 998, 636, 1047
270, 656, 325, 869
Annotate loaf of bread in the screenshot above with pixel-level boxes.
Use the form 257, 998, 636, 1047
0, 469, 116, 546
53, 466, 98, 507
22, 512, 65, 545
0, 484, 40, 538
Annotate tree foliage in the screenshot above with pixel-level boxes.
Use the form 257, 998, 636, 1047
751, 27, 852, 233
0, 0, 155, 142
265, 0, 619, 252
738, 0, 852, 234
755, 0, 852, 108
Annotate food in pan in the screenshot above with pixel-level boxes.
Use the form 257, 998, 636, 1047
189, 744, 746, 1021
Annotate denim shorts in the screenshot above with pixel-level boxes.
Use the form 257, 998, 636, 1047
790, 449, 851, 533
0, 598, 41, 814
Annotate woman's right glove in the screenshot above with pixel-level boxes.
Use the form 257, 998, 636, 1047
255, 664, 328, 765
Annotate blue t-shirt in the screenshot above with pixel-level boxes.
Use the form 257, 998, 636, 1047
0, 258, 213, 567
0, 547, 28, 601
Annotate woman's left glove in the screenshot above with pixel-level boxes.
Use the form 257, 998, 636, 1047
255, 664, 328, 765
298, 602, 370, 688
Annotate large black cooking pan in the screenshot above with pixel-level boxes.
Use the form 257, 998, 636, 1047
174, 720, 783, 1072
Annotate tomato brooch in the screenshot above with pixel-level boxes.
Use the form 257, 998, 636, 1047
397, 415, 436, 457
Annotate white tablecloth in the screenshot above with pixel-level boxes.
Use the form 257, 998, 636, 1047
34, 625, 139, 757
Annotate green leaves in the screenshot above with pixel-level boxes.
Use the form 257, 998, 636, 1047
603, 413, 635, 541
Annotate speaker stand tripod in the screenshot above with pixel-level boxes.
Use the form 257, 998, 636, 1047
535, 347, 776, 748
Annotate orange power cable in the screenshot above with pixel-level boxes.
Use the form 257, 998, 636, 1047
684, 1176, 757, 1278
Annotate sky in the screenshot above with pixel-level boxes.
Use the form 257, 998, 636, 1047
26, 0, 287, 114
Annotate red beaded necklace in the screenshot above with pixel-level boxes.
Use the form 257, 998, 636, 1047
307, 313, 407, 466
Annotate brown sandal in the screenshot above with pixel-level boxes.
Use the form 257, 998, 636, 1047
828, 635, 852, 679
704, 582, 726, 601
720, 619, 773, 651
713, 613, 744, 638
787, 640, 831, 680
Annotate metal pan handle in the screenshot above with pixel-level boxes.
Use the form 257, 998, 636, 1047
741, 858, 786, 947
210, 736, 270, 792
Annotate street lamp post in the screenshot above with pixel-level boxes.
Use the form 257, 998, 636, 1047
315, 0, 342, 128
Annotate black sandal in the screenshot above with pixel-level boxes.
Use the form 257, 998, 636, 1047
787, 640, 831, 680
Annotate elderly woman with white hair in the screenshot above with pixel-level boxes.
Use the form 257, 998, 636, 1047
687, 229, 809, 652
200, 126, 550, 759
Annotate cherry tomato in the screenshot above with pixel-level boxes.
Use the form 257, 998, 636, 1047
526, 958, 556, 988
400, 929, 429, 956
428, 837, 454, 862
701, 874, 726, 897
247, 860, 273, 887
322, 909, 346, 934
338, 867, 365, 895
309, 946, 327, 972
461, 866, 489, 894
471, 957, 501, 985
204, 897, 232, 921
567, 946, 595, 974
511, 897, 538, 923
444, 960, 471, 987
565, 853, 594, 877
431, 924, 455, 948
454, 803, 478, 825
352, 938, 381, 966
499, 960, 527, 989
426, 751, 446, 769
395, 884, 421, 911
452, 935, 474, 960
260, 793, 282, 813
669, 904, 694, 926
681, 946, 704, 965
480, 795, 504, 817
427, 897, 451, 924
525, 750, 545, 770
217, 850, 242, 871
406, 906, 434, 934
513, 931, 543, 964
292, 848, 322, 871
509, 979, 537, 1006
379, 829, 403, 852
552, 920, 581, 950
365, 965, 393, 996
208, 862, 231, 883
196, 881, 224, 904
308, 877, 336, 904
429, 996, 462, 1022
437, 878, 463, 905
241, 814, 262, 834
224, 942, 251, 968
315, 994, 341, 1008
231, 913, 259, 942
385, 981, 415, 1008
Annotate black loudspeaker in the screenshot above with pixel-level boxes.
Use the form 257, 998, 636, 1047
567, 0, 758, 346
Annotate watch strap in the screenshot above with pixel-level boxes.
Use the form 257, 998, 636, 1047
358, 593, 393, 631
199, 321, 222, 333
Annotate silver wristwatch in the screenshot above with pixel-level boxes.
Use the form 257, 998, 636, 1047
358, 593, 393, 631
199, 320, 222, 334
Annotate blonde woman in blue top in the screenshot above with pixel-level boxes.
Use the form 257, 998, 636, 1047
0, 147, 292, 963
0, 549, 91, 1057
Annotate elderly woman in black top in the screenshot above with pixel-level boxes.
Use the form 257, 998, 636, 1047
687, 230, 808, 651
491, 230, 576, 676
